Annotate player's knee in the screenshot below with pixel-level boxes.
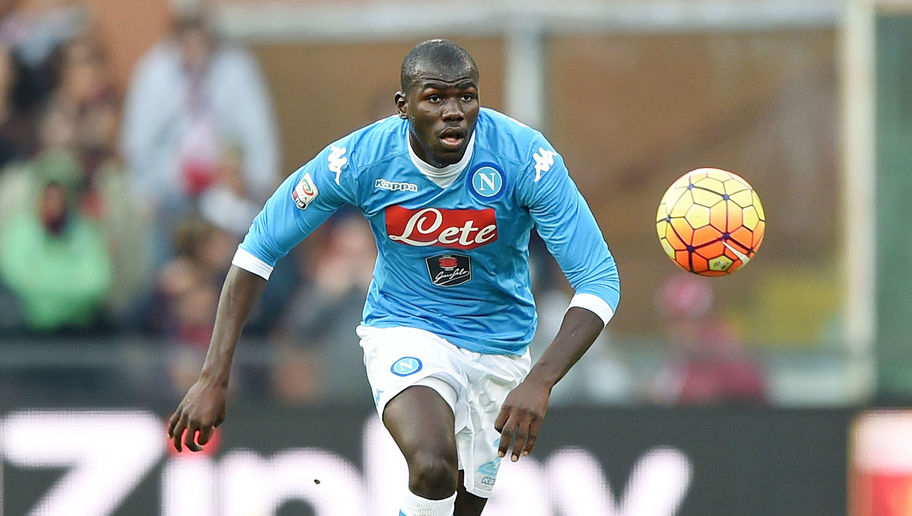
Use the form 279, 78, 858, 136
407, 450, 458, 498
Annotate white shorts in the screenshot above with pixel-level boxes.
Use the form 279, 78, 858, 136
358, 324, 531, 498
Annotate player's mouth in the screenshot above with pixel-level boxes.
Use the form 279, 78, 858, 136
438, 128, 466, 150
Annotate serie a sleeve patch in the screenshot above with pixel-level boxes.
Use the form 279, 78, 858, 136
292, 172, 318, 209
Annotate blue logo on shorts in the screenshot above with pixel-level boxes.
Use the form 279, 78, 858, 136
391, 357, 423, 376
478, 459, 501, 477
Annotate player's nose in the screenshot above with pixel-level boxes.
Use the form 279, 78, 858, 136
441, 97, 464, 120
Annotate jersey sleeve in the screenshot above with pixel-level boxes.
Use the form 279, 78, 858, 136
517, 136, 620, 325
233, 140, 358, 279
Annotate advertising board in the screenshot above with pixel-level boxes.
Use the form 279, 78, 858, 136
0, 406, 851, 515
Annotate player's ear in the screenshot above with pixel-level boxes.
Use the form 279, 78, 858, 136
395, 91, 408, 119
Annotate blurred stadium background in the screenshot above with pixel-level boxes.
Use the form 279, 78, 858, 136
0, 0, 910, 514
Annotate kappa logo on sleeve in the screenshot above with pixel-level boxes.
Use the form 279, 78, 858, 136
328, 145, 348, 185
292, 172, 318, 209
532, 147, 557, 182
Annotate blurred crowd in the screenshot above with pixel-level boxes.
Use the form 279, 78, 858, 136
0, 0, 767, 407
0, 1, 309, 400
0, 2, 125, 330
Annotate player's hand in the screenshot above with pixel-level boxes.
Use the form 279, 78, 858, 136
494, 378, 551, 462
167, 379, 227, 453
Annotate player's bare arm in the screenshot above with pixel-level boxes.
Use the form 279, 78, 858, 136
494, 307, 604, 462
167, 265, 267, 452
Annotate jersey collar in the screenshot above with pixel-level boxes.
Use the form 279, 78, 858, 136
406, 130, 476, 188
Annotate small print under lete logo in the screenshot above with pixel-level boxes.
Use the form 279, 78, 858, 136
425, 254, 472, 287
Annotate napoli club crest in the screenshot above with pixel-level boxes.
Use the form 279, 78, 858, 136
425, 254, 472, 287
390, 357, 422, 376
467, 163, 505, 202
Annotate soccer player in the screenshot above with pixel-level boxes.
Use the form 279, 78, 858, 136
168, 39, 620, 516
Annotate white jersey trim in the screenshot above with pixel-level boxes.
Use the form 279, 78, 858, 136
568, 293, 615, 326
232, 247, 274, 280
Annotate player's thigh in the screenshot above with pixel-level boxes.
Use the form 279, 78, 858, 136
359, 325, 464, 419
383, 385, 457, 463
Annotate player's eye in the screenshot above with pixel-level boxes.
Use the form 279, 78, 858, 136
461, 93, 476, 102
427, 94, 441, 103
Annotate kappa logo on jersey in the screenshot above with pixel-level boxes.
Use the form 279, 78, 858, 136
533, 147, 557, 182
375, 178, 418, 192
425, 253, 472, 287
390, 357, 422, 376
291, 172, 318, 209
328, 145, 347, 185
468, 164, 504, 201
386, 206, 497, 249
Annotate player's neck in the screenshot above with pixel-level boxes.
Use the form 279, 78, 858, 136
407, 131, 475, 188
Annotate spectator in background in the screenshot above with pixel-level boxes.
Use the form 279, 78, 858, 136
198, 143, 262, 236
57, 33, 152, 322
0, 30, 152, 328
649, 274, 767, 404
0, 71, 78, 230
0, 149, 112, 332
0, 43, 36, 168
146, 214, 236, 395
55, 33, 118, 171
148, 215, 235, 347
119, 5, 280, 264
0, 0, 87, 125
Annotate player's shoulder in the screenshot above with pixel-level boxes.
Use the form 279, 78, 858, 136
476, 108, 554, 163
326, 115, 408, 175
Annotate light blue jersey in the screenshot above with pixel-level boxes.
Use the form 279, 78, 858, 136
234, 108, 619, 355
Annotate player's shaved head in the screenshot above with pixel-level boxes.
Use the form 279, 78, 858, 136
400, 39, 479, 93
